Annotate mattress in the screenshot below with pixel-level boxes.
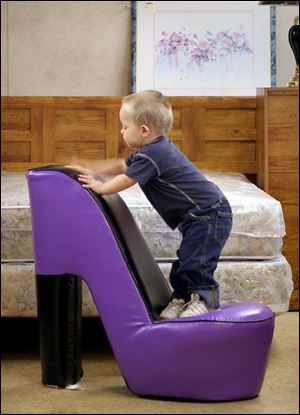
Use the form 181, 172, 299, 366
1, 256, 293, 317
159, 257, 293, 315
1, 170, 286, 261
119, 171, 286, 260
1, 170, 292, 317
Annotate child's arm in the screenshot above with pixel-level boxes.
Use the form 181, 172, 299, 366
78, 173, 136, 195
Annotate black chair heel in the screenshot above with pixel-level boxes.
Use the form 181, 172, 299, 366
36, 274, 83, 388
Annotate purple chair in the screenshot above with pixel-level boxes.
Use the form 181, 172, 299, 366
27, 166, 275, 401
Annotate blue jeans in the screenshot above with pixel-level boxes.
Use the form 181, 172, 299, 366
170, 196, 233, 309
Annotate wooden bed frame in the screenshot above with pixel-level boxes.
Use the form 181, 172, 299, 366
1, 96, 257, 174
1, 95, 298, 310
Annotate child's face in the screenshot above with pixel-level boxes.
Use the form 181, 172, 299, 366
119, 107, 145, 149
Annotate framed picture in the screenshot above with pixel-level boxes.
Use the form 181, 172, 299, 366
134, 1, 271, 95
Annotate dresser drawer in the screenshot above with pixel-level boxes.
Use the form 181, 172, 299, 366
267, 95, 299, 124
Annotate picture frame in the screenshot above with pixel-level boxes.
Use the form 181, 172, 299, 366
133, 1, 271, 95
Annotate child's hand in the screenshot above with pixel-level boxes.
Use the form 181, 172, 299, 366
78, 174, 103, 194
65, 164, 94, 176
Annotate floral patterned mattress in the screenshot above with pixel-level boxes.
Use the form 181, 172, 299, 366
1, 256, 293, 316
1, 171, 293, 317
1, 170, 286, 261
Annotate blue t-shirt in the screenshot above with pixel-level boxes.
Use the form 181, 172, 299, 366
125, 136, 224, 229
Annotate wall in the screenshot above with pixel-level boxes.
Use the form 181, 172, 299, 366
276, 6, 299, 87
1, 1, 131, 96
1, 1, 298, 95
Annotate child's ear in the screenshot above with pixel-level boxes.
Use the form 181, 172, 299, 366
140, 124, 150, 137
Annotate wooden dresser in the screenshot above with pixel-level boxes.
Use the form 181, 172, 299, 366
256, 87, 299, 310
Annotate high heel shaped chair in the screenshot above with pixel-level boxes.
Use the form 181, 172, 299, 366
27, 166, 275, 401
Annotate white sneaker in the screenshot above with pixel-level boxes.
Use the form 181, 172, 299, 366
179, 293, 209, 318
159, 298, 185, 319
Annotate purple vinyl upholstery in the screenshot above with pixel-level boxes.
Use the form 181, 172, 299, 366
27, 166, 275, 401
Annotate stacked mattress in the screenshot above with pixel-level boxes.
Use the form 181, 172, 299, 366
1, 170, 293, 316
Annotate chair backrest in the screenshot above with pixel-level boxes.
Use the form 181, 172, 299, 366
29, 165, 171, 320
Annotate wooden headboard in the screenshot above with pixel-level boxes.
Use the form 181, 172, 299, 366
1, 96, 257, 178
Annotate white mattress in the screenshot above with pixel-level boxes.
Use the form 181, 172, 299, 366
1, 256, 293, 316
159, 257, 293, 316
1, 170, 292, 317
1, 170, 286, 261
120, 170, 286, 260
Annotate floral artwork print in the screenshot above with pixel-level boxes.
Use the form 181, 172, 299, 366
154, 12, 254, 89
156, 28, 251, 65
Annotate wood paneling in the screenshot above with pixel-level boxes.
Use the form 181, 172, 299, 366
2, 108, 31, 131
1, 141, 31, 162
1, 96, 257, 176
205, 108, 255, 128
55, 141, 106, 164
55, 109, 107, 139
206, 141, 256, 161
256, 88, 299, 311
267, 95, 299, 124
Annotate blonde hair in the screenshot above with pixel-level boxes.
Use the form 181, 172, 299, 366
121, 90, 173, 134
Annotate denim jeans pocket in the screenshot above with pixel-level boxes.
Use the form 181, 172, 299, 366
214, 211, 232, 243
187, 211, 211, 220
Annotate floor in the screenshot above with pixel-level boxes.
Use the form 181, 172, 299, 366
1, 312, 299, 414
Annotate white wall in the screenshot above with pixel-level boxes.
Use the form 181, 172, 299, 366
1, 1, 131, 95
1, 1, 298, 95
276, 6, 299, 87
1, 1, 8, 94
